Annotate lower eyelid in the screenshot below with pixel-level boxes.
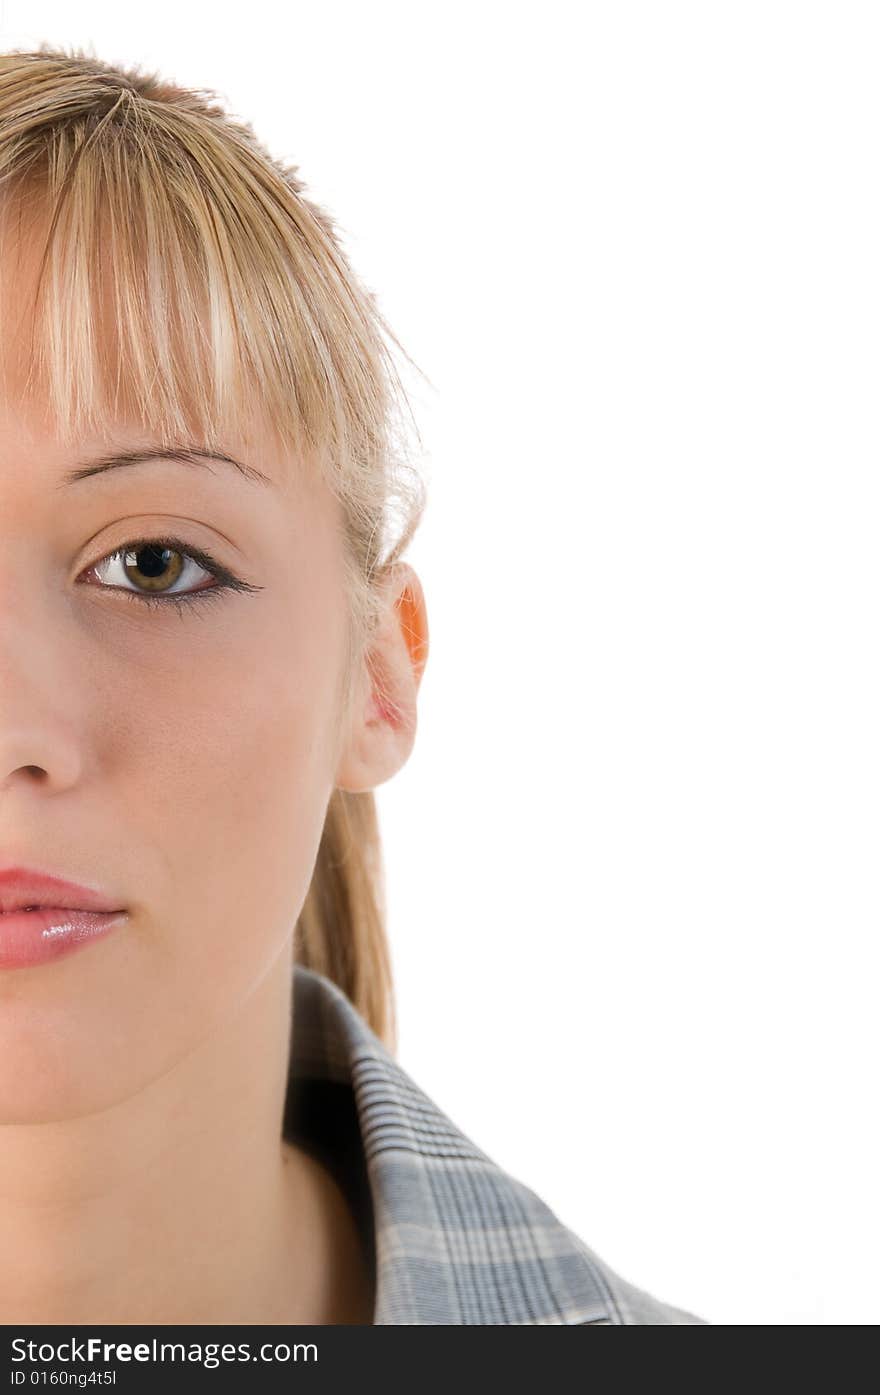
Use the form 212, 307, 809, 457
113, 582, 232, 613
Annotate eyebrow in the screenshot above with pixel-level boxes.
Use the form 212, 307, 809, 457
57, 445, 274, 490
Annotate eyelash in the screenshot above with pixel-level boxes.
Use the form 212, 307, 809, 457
85, 536, 263, 615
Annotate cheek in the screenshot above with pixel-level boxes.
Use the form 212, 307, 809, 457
184, 676, 332, 941
119, 612, 340, 976
0, 502, 350, 1124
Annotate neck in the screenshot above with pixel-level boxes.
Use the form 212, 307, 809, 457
0, 948, 371, 1324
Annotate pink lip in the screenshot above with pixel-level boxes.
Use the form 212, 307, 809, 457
0, 866, 127, 970
0, 907, 129, 969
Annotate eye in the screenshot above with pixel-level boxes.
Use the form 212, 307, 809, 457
80, 536, 262, 614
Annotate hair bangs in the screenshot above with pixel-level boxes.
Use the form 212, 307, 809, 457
0, 89, 369, 481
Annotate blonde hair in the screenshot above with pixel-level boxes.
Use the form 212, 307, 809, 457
0, 43, 429, 1052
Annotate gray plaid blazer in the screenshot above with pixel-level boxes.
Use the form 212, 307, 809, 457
284, 965, 708, 1325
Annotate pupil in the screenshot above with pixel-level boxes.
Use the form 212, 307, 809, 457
138, 546, 172, 578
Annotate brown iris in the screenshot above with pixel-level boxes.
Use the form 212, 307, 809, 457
122, 545, 185, 594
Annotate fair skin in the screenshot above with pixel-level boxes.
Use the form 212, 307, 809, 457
0, 221, 429, 1324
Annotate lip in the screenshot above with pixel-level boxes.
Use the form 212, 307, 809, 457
0, 906, 129, 969
0, 866, 128, 970
0, 865, 124, 914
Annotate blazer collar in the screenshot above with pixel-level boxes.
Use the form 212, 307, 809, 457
285, 965, 617, 1325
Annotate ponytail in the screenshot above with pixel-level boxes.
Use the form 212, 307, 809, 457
294, 788, 397, 1053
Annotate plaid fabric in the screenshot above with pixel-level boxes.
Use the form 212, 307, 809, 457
284, 965, 708, 1325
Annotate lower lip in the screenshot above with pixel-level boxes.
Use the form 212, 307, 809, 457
0, 907, 128, 970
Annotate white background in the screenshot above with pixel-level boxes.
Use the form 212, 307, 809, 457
2, 1, 877, 1325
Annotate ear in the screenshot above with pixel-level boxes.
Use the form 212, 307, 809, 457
334, 562, 429, 794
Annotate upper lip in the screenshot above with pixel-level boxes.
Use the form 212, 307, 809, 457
0, 867, 124, 914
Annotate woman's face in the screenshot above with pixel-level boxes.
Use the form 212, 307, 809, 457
0, 274, 358, 1126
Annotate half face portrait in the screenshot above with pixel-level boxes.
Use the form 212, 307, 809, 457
0, 41, 709, 1334
0, 72, 427, 1325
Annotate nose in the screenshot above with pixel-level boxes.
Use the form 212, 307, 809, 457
0, 624, 84, 794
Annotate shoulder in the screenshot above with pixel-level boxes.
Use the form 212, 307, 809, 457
607, 1279, 709, 1325
466, 1159, 711, 1326
573, 1241, 710, 1324
289, 966, 711, 1325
